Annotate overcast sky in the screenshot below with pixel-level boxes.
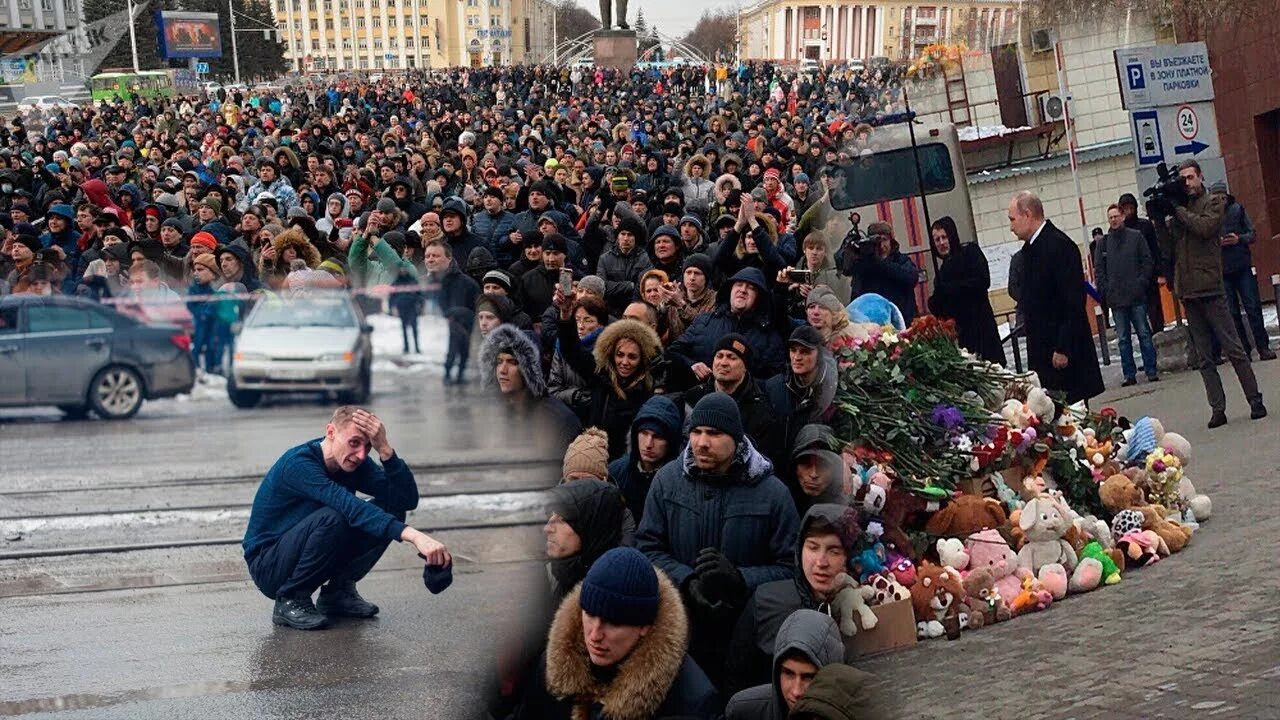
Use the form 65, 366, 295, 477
593, 0, 739, 37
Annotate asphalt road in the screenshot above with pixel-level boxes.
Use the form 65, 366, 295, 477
0, 374, 556, 719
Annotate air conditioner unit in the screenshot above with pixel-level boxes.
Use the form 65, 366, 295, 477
1040, 92, 1068, 123
1029, 28, 1055, 53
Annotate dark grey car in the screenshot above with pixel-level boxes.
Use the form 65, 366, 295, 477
0, 295, 196, 419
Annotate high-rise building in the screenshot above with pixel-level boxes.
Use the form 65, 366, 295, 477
738, 0, 1020, 63
273, 0, 555, 72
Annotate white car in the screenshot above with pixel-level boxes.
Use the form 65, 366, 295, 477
16, 95, 75, 113
203, 81, 222, 94
800, 58, 820, 72
573, 57, 594, 68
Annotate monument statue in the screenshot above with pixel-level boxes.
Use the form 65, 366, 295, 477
598, 0, 629, 30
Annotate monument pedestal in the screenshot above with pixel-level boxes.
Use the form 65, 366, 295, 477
593, 30, 638, 71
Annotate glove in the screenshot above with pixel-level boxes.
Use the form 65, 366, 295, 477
691, 548, 748, 609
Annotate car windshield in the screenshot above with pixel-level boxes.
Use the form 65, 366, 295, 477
247, 295, 357, 328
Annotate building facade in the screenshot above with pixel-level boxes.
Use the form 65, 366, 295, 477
0, 0, 88, 84
273, 0, 554, 72
738, 0, 1019, 63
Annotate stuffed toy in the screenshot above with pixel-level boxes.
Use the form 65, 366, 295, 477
1110, 508, 1146, 541
935, 538, 970, 571
1001, 398, 1036, 429
1099, 473, 1146, 514
910, 563, 964, 639
1038, 563, 1069, 599
1016, 497, 1079, 575
959, 566, 1011, 628
1176, 476, 1212, 525
880, 487, 936, 560
1138, 504, 1193, 553
831, 573, 878, 636
964, 529, 1023, 602
1120, 416, 1163, 464
852, 543, 888, 582
847, 292, 906, 330
1008, 571, 1053, 616
885, 548, 917, 586
925, 493, 1009, 538
1079, 540, 1122, 585
865, 572, 911, 606
1026, 386, 1055, 424
1115, 529, 1167, 568
1160, 431, 1192, 466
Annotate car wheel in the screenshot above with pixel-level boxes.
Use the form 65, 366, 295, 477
58, 404, 90, 420
89, 366, 144, 420
227, 376, 262, 409
339, 365, 371, 404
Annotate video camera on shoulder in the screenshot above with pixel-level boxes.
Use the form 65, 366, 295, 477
1142, 162, 1189, 213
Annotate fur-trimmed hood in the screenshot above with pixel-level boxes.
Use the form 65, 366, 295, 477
270, 226, 321, 268
480, 323, 545, 397
545, 570, 690, 720
592, 318, 662, 373
683, 153, 711, 178
714, 173, 742, 201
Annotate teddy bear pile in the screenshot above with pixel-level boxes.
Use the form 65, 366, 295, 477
834, 376, 1211, 642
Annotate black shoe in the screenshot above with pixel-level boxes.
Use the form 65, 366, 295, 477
273, 595, 329, 630
317, 582, 379, 618
1147, 375, 1161, 382
1251, 402, 1268, 420
1213, 356, 1225, 366
1122, 378, 1137, 387
1260, 348, 1277, 361
1207, 412, 1228, 429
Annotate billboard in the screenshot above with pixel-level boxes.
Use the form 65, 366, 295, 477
155, 11, 223, 59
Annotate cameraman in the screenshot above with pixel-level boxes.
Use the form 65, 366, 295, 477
1150, 160, 1266, 427
836, 221, 918, 324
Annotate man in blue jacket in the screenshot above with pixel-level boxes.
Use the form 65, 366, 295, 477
608, 395, 683, 523
242, 407, 451, 630
636, 392, 799, 689
666, 267, 788, 387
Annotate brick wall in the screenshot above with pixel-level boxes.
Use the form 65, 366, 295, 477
1191, 7, 1280, 300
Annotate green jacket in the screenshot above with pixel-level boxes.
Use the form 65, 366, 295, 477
348, 234, 418, 288
787, 663, 880, 720
1154, 190, 1226, 300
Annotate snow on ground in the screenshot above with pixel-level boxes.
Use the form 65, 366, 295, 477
368, 311, 450, 377
172, 370, 228, 403
958, 125, 1033, 142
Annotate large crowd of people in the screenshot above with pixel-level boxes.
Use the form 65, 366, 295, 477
2, 55, 1272, 718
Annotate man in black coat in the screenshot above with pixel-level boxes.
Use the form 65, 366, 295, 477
1007, 191, 1104, 404
423, 239, 480, 385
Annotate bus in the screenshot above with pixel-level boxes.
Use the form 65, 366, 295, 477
90, 70, 202, 103
823, 122, 977, 315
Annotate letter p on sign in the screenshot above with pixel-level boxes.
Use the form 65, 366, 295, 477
1127, 63, 1146, 90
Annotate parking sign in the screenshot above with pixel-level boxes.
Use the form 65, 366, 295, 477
1126, 63, 1145, 90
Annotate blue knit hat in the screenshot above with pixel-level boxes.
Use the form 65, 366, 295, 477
1125, 417, 1158, 463
579, 547, 659, 627
688, 392, 744, 444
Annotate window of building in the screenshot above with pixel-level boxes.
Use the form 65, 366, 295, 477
326, 40, 335, 49
489, 0, 499, 6
372, 16, 380, 27
40, 0, 52, 10
356, 16, 364, 27
373, 38, 382, 48
293, 20, 302, 30
466, 14, 478, 26
360, 58, 368, 68
358, 39, 367, 48
405, 37, 414, 48
322, 0, 331, 10
491, 16, 500, 26
388, 15, 396, 26
309, 19, 318, 30
311, 39, 320, 50
324, 18, 333, 29
466, 0, 477, 6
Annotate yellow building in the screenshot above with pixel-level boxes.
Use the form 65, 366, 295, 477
738, 0, 1020, 63
273, 0, 556, 72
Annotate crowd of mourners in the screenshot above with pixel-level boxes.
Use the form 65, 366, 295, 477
0, 59, 1014, 719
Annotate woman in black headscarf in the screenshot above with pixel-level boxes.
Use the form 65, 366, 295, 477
928, 216, 1005, 365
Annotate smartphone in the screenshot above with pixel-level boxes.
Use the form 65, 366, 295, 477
559, 268, 574, 296
786, 269, 813, 283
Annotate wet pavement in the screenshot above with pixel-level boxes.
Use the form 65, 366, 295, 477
0, 375, 556, 718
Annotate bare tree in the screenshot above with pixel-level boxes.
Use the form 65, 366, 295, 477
556, 0, 603, 43
1023, 0, 1261, 35
681, 8, 736, 61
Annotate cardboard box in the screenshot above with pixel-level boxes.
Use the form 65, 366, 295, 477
844, 598, 917, 658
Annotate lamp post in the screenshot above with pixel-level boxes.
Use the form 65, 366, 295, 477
126, 0, 140, 73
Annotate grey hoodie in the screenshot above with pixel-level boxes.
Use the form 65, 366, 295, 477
316, 192, 350, 236
724, 609, 845, 720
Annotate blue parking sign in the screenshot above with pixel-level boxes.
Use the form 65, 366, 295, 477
1126, 63, 1145, 90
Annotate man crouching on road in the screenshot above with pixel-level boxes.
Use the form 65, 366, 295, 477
242, 406, 451, 630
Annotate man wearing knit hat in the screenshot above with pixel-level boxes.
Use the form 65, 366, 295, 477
519, 547, 719, 719
595, 211, 653, 286
636, 392, 799, 689
761, 168, 796, 234
681, 333, 781, 465
473, 185, 518, 266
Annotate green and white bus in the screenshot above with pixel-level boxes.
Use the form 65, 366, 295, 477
90, 70, 202, 103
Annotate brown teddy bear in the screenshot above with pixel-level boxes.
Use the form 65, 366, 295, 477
1138, 505, 1193, 553
925, 494, 1009, 539
911, 563, 965, 640
959, 566, 1011, 629
1099, 473, 1146, 514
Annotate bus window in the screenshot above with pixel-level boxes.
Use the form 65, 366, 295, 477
829, 143, 956, 210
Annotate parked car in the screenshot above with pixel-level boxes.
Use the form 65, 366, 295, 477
0, 295, 195, 420
227, 292, 373, 408
16, 95, 76, 113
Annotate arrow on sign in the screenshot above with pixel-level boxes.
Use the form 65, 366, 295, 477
1174, 140, 1210, 155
